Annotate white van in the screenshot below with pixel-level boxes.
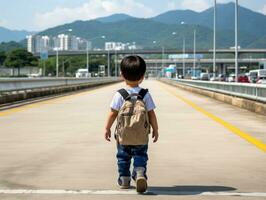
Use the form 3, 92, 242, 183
75, 69, 91, 78
249, 69, 266, 83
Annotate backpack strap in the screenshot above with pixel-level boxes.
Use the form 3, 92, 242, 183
118, 89, 130, 100
138, 89, 149, 100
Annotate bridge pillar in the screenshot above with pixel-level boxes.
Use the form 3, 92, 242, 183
107, 52, 111, 77
223, 64, 227, 75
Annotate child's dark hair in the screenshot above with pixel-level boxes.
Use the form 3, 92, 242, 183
120, 55, 146, 81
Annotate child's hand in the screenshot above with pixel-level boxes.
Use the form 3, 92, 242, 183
105, 129, 111, 142
152, 130, 159, 143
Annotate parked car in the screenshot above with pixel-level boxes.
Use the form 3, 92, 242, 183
217, 74, 226, 81
228, 74, 235, 82
210, 74, 226, 82
200, 73, 209, 81
238, 75, 249, 83
178, 75, 184, 79
257, 77, 266, 84
75, 69, 91, 78
228, 74, 249, 83
191, 76, 200, 80
28, 73, 41, 78
249, 69, 266, 83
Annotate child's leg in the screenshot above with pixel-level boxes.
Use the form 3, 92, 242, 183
132, 145, 148, 180
116, 145, 132, 185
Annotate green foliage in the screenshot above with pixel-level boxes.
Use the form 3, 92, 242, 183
41, 19, 216, 49
4, 49, 37, 75
0, 41, 24, 52
38, 55, 109, 77
0, 51, 6, 65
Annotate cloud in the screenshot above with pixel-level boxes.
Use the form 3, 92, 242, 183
0, 19, 8, 27
167, 1, 179, 10
180, 0, 209, 12
260, 5, 266, 15
34, 0, 155, 30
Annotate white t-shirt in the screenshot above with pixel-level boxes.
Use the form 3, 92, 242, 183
110, 87, 156, 112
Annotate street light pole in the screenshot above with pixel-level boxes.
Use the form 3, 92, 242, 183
153, 40, 161, 77
161, 46, 165, 77
107, 49, 110, 77
213, 0, 217, 78
115, 49, 118, 77
55, 29, 72, 77
193, 29, 196, 77
56, 49, 59, 77
84, 35, 105, 76
235, 0, 239, 82
183, 36, 186, 77
86, 41, 89, 74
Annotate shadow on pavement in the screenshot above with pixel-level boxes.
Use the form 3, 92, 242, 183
145, 185, 236, 196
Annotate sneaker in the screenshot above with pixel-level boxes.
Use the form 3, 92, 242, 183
119, 176, 131, 189
135, 167, 147, 193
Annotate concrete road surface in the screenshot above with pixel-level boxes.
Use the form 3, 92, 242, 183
0, 80, 265, 200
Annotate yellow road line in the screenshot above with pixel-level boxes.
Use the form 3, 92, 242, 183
0, 83, 120, 117
160, 82, 266, 153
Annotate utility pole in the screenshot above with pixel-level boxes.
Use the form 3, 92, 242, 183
235, 0, 239, 82
56, 49, 59, 77
183, 37, 186, 77
115, 49, 118, 77
213, 0, 217, 78
161, 46, 165, 77
107, 50, 110, 77
193, 29, 196, 77
86, 41, 89, 74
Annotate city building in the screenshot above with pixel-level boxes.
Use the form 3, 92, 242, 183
27, 35, 51, 53
26, 35, 36, 53
41, 36, 50, 51
26, 34, 87, 53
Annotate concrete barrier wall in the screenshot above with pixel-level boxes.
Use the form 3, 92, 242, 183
160, 78, 266, 116
0, 79, 121, 105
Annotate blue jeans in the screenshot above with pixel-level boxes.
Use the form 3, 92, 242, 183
116, 145, 148, 182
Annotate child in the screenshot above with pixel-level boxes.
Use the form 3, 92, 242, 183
104, 55, 159, 193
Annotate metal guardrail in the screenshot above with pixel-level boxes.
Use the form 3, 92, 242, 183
0, 77, 120, 93
171, 78, 266, 103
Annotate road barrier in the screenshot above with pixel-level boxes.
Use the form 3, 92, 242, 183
173, 79, 266, 103
161, 78, 266, 115
0, 77, 121, 104
0, 77, 119, 93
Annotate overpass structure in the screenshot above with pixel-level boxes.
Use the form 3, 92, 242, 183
35, 49, 266, 57
0, 80, 265, 199
145, 58, 266, 74
34, 48, 266, 76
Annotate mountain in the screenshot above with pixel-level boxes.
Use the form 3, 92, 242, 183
96, 14, 134, 23
247, 35, 266, 48
152, 2, 266, 38
40, 18, 239, 50
36, 2, 266, 49
0, 27, 34, 43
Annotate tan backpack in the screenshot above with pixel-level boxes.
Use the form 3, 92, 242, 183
115, 88, 150, 145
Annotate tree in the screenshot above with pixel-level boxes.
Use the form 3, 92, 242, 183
0, 41, 24, 52
4, 49, 37, 76
0, 51, 6, 66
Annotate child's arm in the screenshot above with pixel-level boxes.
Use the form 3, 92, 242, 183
104, 109, 118, 142
148, 110, 159, 143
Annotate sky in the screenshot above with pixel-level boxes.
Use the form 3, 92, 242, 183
0, 0, 266, 31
